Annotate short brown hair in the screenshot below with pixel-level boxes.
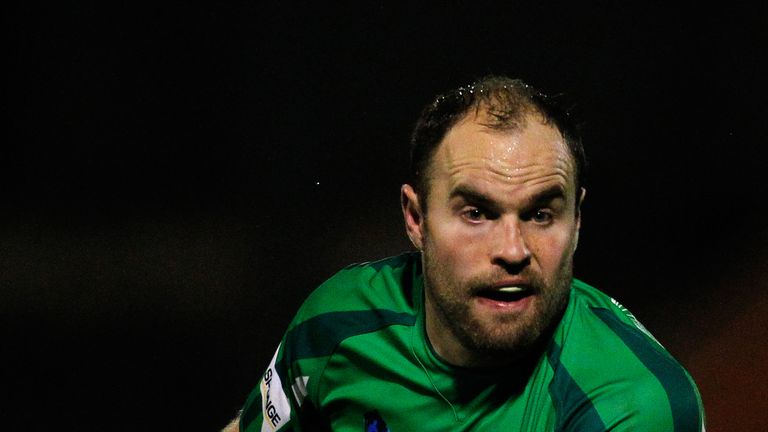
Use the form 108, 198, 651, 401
409, 76, 586, 208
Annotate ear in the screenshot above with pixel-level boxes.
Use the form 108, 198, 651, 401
401, 184, 425, 250
573, 187, 586, 250
575, 187, 586, 230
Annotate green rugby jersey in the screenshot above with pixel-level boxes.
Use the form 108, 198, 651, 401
240, 252, 705, 431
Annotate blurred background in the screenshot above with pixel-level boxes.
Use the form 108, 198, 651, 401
3, 1, 767, 430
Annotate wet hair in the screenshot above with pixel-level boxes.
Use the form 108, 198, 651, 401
409, 76, 586, 209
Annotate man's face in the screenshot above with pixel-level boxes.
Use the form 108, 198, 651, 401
402, 112, 583, 367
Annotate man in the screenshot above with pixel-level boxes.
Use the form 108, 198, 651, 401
225, 76, 705, 431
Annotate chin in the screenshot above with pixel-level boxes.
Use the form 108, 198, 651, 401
467, 300, 565, 359
463, 318, 541, 357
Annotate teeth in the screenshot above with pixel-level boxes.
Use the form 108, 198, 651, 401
498, 286, 525, 293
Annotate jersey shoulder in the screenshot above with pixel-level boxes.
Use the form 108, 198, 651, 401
291, 252, 420, 324
239, 253, 421, 432
551, 279, 705, 431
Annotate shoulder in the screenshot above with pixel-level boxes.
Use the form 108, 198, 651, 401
293, 252, 420, 322
549, 279, 705, 431
238, 253, 422, 432
279, 252, 420, 367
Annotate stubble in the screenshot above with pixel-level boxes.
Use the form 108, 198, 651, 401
422, 238, 574, 365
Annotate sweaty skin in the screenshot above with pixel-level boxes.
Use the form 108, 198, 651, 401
402, 111, 584, 368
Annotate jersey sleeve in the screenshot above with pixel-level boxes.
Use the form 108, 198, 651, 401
557, 369, 705, 432
603, 376, 705, 432
238, 341, 308, 432
556, 281, 706, 432
237, 254, 418, 432
238, 288, 338, 432
590, 308, 706, 432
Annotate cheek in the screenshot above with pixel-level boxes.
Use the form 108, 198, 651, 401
426, 220, 486, 266
436, 222, 489, 250
528, 228, 575, 264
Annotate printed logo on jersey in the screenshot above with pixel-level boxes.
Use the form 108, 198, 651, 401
364, 410, 391, 432
260, 344, 291, 431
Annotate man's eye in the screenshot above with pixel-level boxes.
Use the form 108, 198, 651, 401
531, 209, 553, 224
463, 208, 485, 221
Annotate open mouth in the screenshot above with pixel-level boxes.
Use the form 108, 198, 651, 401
477, 286, 532, 303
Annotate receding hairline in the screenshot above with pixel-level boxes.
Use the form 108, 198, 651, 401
409, 76, 587, 211
421, 108, 576, 191
471, 93, 543, 131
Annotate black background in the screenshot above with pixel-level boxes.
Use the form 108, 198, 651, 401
3, 1, 767, 430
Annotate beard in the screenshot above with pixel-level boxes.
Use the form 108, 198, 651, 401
422, 242, 574, 365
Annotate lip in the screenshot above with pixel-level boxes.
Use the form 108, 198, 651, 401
473, 280, 535, 312
488, 279, 530, 290
474, 293, 534, 312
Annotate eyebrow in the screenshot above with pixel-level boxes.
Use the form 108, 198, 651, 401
528, 186, 566, 207
449, 184, 566, 209
449, 185, 497, 208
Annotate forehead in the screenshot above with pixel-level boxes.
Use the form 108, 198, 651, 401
429, 113, 576, 192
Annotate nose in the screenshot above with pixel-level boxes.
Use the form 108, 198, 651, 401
491, 217, 531, 271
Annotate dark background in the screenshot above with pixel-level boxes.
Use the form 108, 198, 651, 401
3, 1, 767, 430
